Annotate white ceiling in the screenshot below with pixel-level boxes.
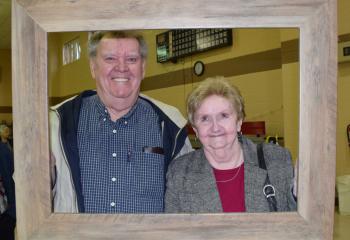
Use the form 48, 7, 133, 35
0, 0, 11, 50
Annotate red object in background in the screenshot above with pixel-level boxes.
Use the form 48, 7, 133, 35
187, 124, 196, 135
241, 121, 265, 136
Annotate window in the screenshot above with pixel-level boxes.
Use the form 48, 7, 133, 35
62, 37, 81, 65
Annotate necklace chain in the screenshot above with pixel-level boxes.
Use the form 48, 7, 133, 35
215, 163, 243, 183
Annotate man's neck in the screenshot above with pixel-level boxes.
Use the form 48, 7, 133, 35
107, 106, 132, 121
99, 95, 139, 122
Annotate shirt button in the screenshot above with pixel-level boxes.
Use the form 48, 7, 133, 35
112, 129, 117, 133
124, 121, 128, 125
103, 118, 106, 122
111, 177, 116, 182
112, 153, 117, 157
110, 202, 116, 207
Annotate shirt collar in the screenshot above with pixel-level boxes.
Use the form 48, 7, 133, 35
93, 95, 141, 122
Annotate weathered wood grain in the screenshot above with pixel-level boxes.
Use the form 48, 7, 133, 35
12, 0, 337, 239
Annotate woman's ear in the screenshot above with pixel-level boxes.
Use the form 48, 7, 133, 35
192, 126, 199, 138
237, 119, 243, 132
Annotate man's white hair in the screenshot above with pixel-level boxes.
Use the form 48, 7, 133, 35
0, 124, 9, 135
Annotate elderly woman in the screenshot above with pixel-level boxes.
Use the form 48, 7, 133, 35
165, 76, 296, 213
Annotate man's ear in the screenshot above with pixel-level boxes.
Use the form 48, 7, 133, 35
141, 59, 146, 79
89, 59, 96, 79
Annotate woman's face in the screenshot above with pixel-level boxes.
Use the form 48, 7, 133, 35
193, 95, 242, 151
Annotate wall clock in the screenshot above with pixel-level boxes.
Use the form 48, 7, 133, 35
194, 61, 205, 76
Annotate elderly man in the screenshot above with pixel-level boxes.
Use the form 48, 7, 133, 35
50, 31, 192, 213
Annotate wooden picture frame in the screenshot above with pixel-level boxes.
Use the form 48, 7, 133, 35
12, 0, 337, 239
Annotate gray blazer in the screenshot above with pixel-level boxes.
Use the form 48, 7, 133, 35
165, 136, 297, 213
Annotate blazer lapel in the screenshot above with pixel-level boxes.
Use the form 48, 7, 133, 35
183, 138, 270, 213
183, 149, 223, 213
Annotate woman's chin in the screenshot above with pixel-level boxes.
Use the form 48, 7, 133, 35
207, 143, 228, 150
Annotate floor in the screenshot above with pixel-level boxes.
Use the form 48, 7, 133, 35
334, 209, 350, 240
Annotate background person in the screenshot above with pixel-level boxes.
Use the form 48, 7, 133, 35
50, 31, 192, 213
165, 76, 296, 213
0, 124, 16, 240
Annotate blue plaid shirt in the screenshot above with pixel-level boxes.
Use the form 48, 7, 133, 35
78, 95, 164, 213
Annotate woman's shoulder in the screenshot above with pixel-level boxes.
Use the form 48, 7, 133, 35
262, 142, 290, 154
168, 149, 204, 171
261, 143, 293, 169
242, 136, 292, 168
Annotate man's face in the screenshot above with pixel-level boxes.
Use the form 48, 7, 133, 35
0, 127, 10, 140
90, 37, 146, 107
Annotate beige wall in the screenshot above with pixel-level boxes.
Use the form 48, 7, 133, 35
338, 62, 350, 176
336, 0, 350, 176
0, 49, 12, 123
280, 29, 300, 163
338, 0, 350, 36
281, 62, 299, 162
228, 69, 284, 137
143, 28, 284, 116
48, 32, 94, 98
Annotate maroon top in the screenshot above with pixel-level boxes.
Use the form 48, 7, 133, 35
213, 164, 245, 212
